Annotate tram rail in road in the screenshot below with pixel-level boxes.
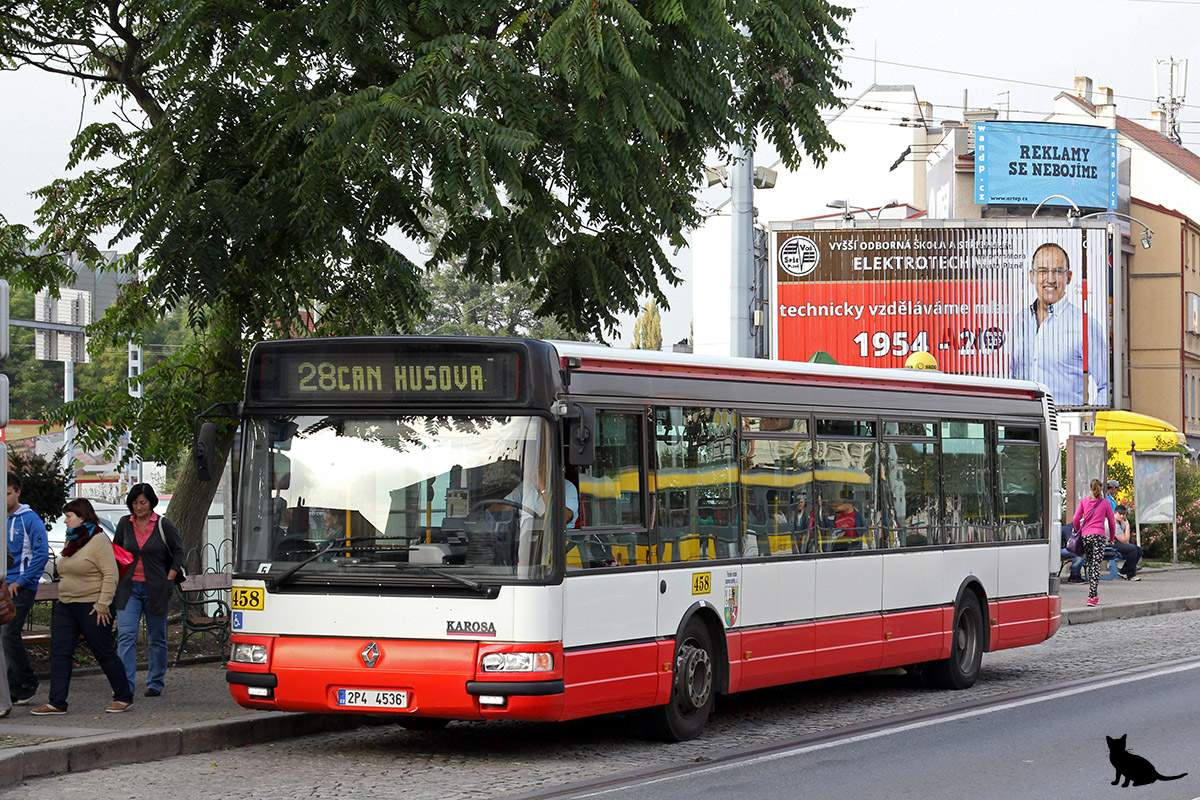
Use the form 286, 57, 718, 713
511, 655, 1200, 800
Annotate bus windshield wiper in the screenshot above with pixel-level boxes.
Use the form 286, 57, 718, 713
395, 564, 499, 597
266, 536, 378, 590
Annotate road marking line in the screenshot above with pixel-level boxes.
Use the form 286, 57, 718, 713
569, 659, 1200, 798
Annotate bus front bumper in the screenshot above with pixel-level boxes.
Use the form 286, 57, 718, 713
226, 634, 565, 721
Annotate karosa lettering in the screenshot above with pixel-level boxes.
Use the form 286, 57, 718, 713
446, 620, 497, 636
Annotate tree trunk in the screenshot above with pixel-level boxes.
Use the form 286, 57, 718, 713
165, 425, 237, 571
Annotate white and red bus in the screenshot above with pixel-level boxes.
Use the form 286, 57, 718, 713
212, 337, 1061, 740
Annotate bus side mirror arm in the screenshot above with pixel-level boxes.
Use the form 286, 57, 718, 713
192, 401, 240, 482
567, 404, 595, 467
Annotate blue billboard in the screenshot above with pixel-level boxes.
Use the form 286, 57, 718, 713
975, 121, 1118, 210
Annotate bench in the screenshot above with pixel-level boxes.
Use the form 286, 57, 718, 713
174, 572, 232, 665
1097, 547, 1127, 581
30, 573, 232, 662
1058, 548, 1126, 581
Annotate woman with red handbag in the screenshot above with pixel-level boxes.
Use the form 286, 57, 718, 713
113, 483, 184, 698
30, 498, 134, 715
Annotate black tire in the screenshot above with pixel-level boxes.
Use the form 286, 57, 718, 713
644, 618, 715, 741
397, 717, 450, 731
924, 592, 984, 690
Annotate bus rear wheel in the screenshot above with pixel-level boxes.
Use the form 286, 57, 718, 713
924, 592, 983, 690
645, 619, 715, 742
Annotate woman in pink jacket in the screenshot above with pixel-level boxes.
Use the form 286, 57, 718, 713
1072, 478, 1117, 607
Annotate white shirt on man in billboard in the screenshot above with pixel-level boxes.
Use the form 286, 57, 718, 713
1008, 242, 1108, 406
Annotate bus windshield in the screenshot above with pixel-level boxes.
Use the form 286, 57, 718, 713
237, 414, 556, 584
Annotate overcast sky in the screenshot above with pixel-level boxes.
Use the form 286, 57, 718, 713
3, 1, 1199, 343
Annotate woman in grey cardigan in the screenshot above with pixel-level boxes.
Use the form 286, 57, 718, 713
113, 484, 185, 697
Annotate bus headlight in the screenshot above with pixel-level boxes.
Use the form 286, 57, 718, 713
231, 643, 269, 664
480, 652, 553, 672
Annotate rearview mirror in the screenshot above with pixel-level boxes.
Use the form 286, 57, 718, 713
567, 405, 595, 467
194, 421, 217, 481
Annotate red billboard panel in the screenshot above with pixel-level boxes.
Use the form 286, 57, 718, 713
772, 225, 1111, 407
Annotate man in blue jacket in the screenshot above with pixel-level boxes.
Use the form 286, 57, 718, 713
6, 473, 48, 705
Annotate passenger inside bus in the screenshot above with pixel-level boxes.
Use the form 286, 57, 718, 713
818, 491, 869, 551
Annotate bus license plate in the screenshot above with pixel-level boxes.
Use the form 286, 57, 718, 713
336, 689, 409, 709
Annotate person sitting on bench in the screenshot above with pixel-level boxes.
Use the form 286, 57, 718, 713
1111, 504, 1142, 581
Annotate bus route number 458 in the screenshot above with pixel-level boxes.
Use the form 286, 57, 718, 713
232, 587, 265, 611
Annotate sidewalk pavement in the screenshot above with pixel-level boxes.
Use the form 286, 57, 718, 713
1059, 562, 1200, 623
1, 565, 1198, 789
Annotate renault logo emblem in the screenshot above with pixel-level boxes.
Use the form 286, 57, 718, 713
360, 642, 380, 668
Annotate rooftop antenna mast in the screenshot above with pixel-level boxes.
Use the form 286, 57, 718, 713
1155, 56, 1188, 145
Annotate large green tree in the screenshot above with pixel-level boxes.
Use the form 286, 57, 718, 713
0, 0, 850, 553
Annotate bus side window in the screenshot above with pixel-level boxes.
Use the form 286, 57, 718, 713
879, 436, 938, 548
653, 406, 738, 563
813, 420, 879, 551
941, 421, 994, 544
571, 411, 645, 568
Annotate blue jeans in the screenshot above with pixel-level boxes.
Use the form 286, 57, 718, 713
116, 582, 169, 694
1112, 541, 1143, 577
3, 585, 39, 700
1060, 548, 1085, 578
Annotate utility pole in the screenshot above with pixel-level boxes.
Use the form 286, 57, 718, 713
730, 144, 755, 358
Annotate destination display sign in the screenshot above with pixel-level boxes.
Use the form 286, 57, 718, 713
248, 344, 523, 404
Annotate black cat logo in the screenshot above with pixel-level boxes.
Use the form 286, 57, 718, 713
1106, 734, 1189, 788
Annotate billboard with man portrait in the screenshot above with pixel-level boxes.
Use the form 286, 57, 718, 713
772, 222, 1112, 408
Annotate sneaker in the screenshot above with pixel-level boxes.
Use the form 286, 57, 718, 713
0, 708, 10, 719
105, 700, 133, 714
1066, 576, 1085, 584
13, 690, 38, 706
30, 704, 66, 716
1118, 573, 1130, 580
1129, 575, 1141, 582
144, 689, 161, 698
1086, 597, 1099, 607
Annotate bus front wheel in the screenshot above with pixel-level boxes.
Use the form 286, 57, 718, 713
645, 619, 715, 742
924, 592, 983, 690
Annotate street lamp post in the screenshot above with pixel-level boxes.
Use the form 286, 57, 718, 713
1078, 211, 1154, 249
1030, 194, 1082, 218
825, 199, 898, 220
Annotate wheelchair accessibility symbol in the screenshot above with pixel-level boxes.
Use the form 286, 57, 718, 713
232, 611, 243, 630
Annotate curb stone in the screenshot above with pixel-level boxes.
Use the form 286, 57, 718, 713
0, 712, 391, 789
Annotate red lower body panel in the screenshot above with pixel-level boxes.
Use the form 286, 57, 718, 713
990, 595, 1057, 650
227, 595, 1057, 723
558, 641, 664, 721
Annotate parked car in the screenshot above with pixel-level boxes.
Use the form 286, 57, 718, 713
41, 501, 130, 582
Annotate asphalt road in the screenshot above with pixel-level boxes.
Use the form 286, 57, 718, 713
8, 609, 1200, 799
539, 659, 1200, 800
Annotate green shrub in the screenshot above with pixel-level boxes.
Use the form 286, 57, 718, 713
7, 449, 69, 526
